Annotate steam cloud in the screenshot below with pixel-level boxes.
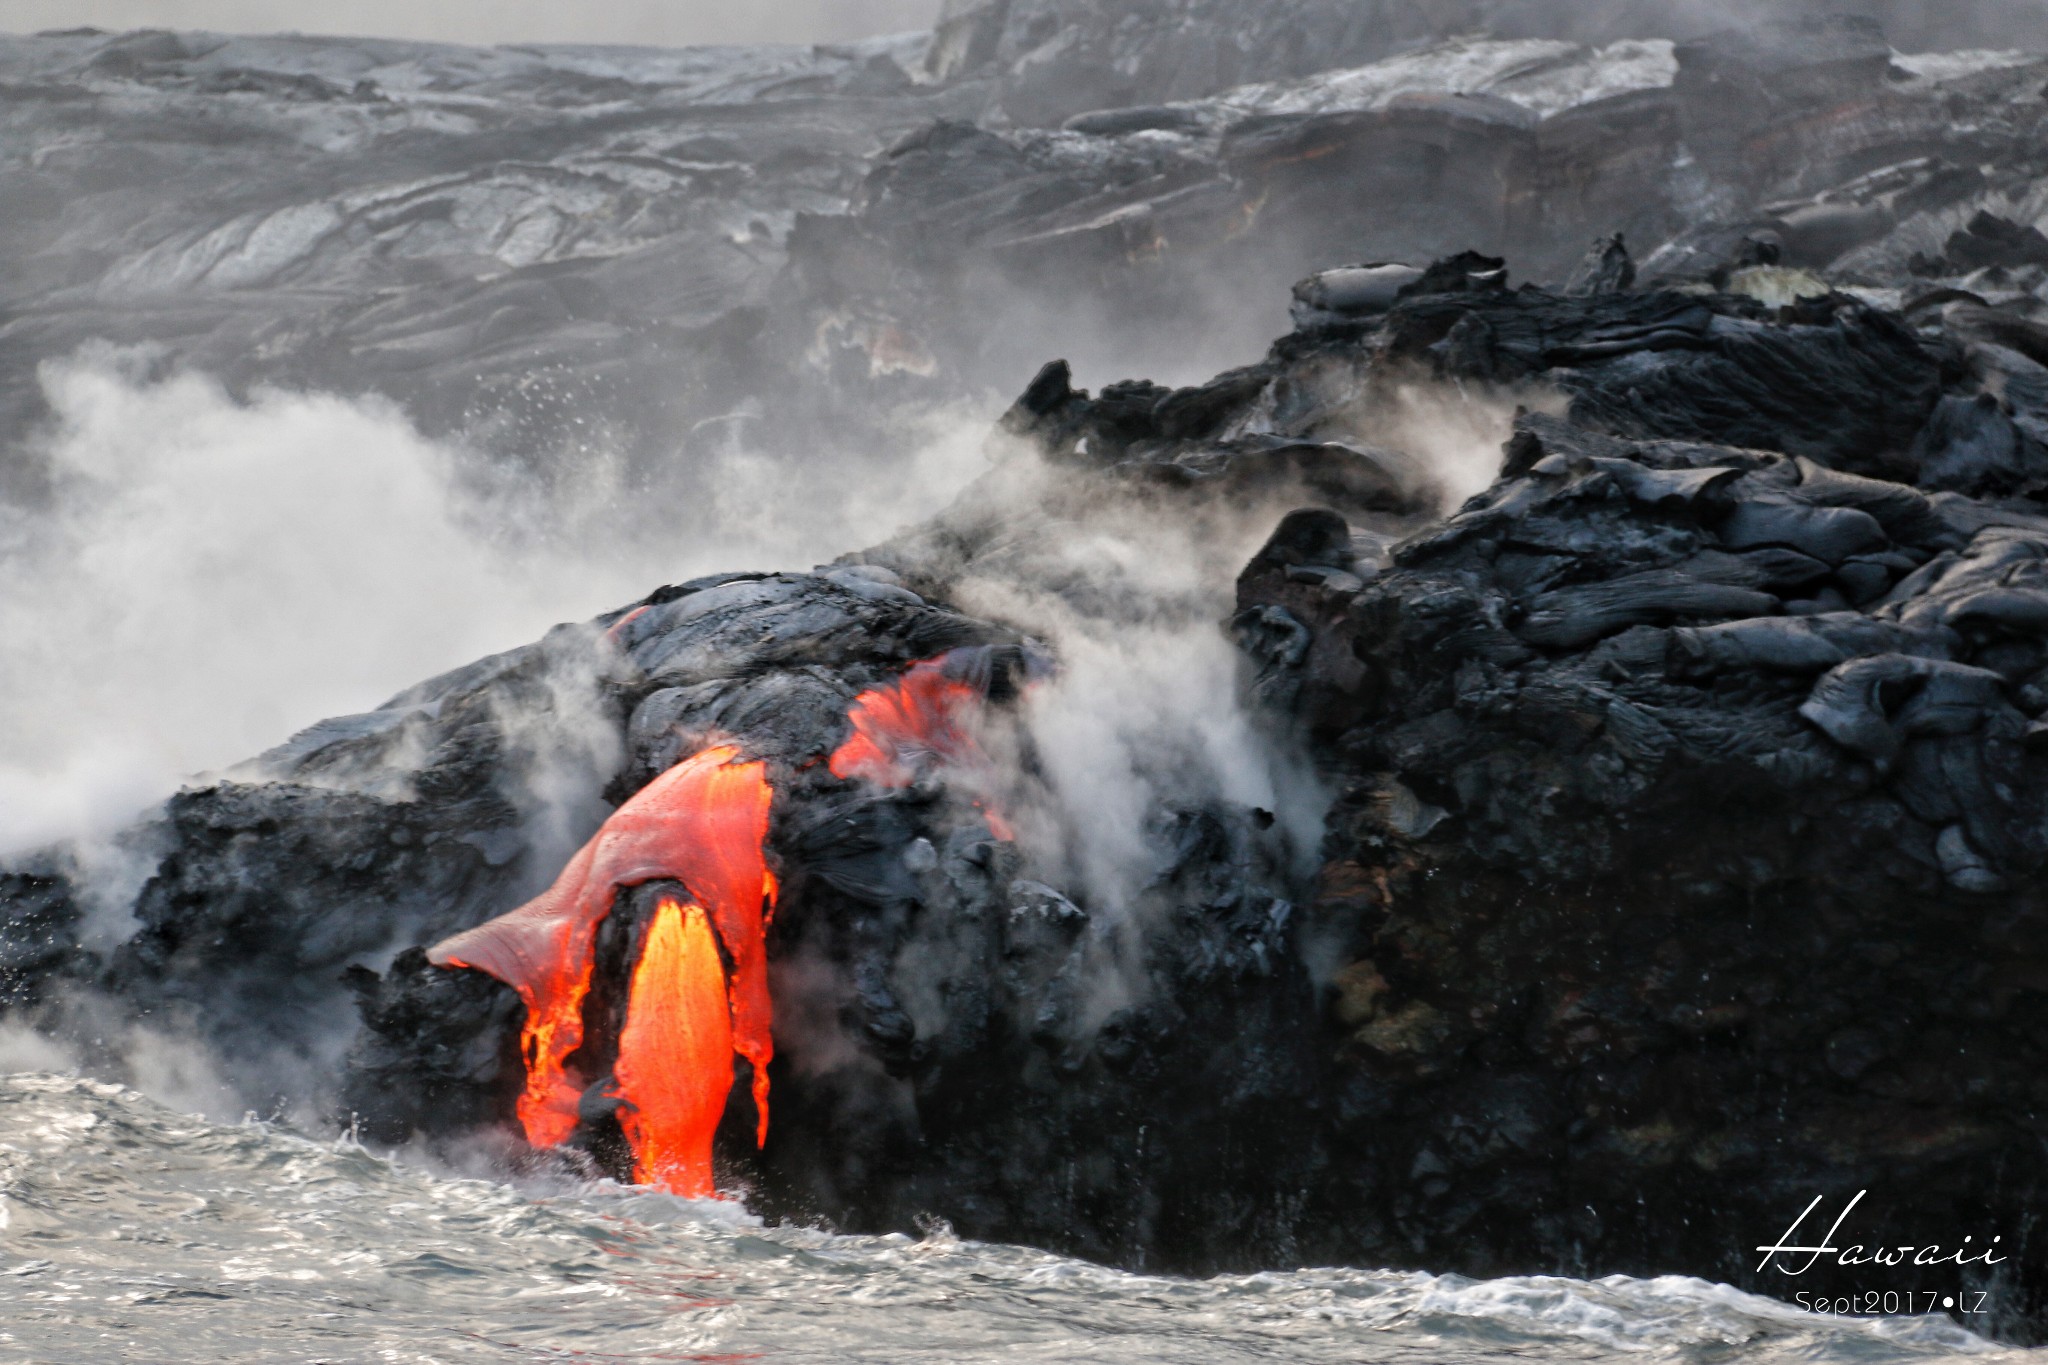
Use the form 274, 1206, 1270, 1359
946, 451, 1338, 913
0, 347, 990, 862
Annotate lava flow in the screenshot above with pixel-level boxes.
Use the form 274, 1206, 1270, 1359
614, 898, 735, 1198
829, 655, 990, 786
430, 654, 1011, 1191
830, 651, 1016, 837
427, 745, 776, 1191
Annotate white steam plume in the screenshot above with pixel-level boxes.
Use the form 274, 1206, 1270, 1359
1363, 378, 1567, 508
0, 347, 989, 860
949, 452, 1335, 921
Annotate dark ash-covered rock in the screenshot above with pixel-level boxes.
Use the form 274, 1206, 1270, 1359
1233, 256, 2048, 1331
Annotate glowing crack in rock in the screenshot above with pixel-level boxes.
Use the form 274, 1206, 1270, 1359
427, 744, 776, 1187
829, 655, 989, 786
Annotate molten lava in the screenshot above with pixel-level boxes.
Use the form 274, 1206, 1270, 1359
430, 652, 1022, 1191
829, 656, 989, 787
615, 898, 734, 1198
830, 653, 1017, 838
427, 744, 776, 1174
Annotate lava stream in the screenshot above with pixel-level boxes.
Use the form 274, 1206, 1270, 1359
615, 898, 735, 1198
431, 653, 1012, 1190
427, 745, 776, 1163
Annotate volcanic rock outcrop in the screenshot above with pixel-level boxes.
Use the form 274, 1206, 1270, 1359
14, 236, 2048, 1331
1226, 254, 2048, 1330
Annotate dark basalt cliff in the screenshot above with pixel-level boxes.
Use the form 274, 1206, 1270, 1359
1228, 263, 2048, 1326
14, 240, 2048, 1331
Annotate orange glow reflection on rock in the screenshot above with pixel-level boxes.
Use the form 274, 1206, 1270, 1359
427, 745, 777, 1156
616, 898, 733, 1198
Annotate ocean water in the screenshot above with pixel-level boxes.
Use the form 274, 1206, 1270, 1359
0, 1073, 2024, 1364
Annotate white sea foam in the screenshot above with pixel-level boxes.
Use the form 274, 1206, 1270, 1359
0, 1074, 2022, 1364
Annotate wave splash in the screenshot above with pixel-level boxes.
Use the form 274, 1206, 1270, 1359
0, 1074, 2011, 1363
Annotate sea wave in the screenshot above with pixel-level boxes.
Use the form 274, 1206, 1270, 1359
0, 1073, 2022, 1363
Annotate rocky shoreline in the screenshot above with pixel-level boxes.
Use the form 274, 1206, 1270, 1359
9, 237, 2048, 1330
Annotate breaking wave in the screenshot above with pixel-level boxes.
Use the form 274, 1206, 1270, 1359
0, 1074, 2016, 1363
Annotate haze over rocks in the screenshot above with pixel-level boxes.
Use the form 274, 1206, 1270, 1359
8, 5, 2048, 482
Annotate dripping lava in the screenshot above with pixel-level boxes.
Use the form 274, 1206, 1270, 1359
428, 745, 776, 1193
427, 650, 1017, 1195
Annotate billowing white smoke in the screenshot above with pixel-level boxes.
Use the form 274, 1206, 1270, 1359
0, 348, 987, 863
0, 1017, 244, 1121
0, 354, 572, 858
1365, 378, 1566, 507
1019, 614, 1327, 913
928, 368, 1535, 1004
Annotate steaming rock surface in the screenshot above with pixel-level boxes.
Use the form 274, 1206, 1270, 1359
15, 244, 2048, 1330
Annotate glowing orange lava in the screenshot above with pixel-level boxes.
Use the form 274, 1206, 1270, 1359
615, 898, 734, 1198
432, 652, 1022, 1193
831, 654, 991, 773
605, 604, 651, 643
829, 657, 988, 786
427, 745, 776, 1169
830, 655, 1015, 839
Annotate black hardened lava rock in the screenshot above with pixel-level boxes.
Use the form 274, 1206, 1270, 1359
320, 517, 1353, 1271
17, 246, 2048, 1332
322, 258, 2048, 1326
1232, 256, 2048, 1332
